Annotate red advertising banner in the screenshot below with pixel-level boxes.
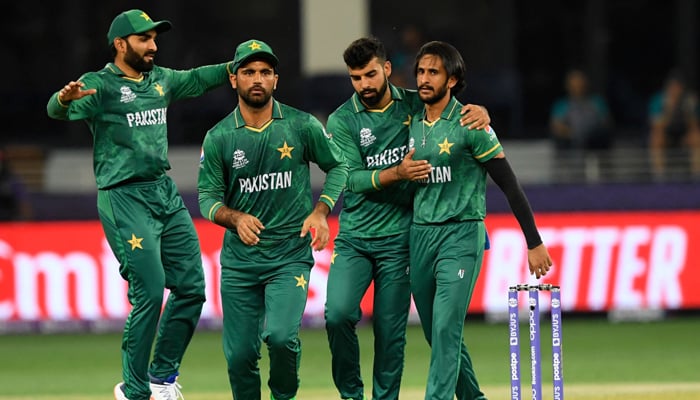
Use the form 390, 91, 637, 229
476, 211, 700, 313
1, 211, 699, 324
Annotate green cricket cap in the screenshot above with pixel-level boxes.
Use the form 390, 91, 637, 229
231, 39, 279, 73
107, 9, 172, 45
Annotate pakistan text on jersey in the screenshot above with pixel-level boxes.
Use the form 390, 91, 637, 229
365, 145, 409, 168
126, 107, 167, 127
239, 171, 293, 193
418, 166, 452, 184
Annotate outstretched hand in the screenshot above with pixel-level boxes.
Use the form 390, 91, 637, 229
58, 81, 97, 103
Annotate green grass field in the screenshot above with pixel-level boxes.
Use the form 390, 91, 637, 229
1, 315, 698, 399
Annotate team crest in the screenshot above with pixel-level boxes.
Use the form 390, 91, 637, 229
359, 128, 376, 147
119, 86, 137, 103
232, 149, 249, 169
408, 137, 416, 150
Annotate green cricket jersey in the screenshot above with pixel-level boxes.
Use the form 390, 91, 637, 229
198, 99, 348, 243
409, 97, 503, 224
46, 62, 232, 189
327, 84, 424, 238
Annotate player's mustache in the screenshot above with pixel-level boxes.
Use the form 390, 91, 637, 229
419, 85, 433, 91
361, 89, 377, 96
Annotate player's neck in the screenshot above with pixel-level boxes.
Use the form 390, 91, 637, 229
374, 90, 394, 110
360, 92, 392, 111
239, 99, 274, 128
114, 60, 143, 80
424, 93, 452, 122
423, 104, 444, 122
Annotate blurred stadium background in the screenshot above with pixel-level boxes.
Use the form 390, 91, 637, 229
1, 0, 699, 397
3, 0, 699, 209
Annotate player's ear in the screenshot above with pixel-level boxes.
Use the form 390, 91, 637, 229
114, 37, 126, 52
448, 76, 457, 90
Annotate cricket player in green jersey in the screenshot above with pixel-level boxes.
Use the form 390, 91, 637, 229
325, 37, 491, 400
197, 39, 348, 400
408, 41, 553, 400
46, 9, 233, 400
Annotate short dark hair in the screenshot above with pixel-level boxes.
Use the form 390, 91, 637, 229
414, 41, 466, 95
343, 37, 387, 69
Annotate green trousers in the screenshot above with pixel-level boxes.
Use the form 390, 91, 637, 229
220, 234, 313, 400
325, 232, 411, 400
98, 176, 205, 400
409, 220, 487, 400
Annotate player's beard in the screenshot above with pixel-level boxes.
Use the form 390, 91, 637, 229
124, 42, 155, 73
238, 85, 273, 108
359, 77, 389, 108
418, 82, 449, 105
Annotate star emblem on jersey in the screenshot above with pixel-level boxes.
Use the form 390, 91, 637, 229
127, 233, 143, 250
438, 138, 454, 155
402, 114, 412, 126
295, 274, 307, 290
277, 141, 294, 159
249, 41, 262, 51
331, 251, 338, 264
154, 83, 164, 96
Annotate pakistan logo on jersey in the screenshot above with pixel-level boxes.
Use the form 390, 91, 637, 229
119, 86, 136, 103
486, 125, 498, 142
359, 128, 376, 147
232, 149, 249, 169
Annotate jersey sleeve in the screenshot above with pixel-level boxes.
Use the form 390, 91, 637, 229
46, 73, 102, 121
305, 115, 348, 210
471, 125, 503, 163
197, 131, 226, 222
166, 62, 233, 102
327, 111, 384, 193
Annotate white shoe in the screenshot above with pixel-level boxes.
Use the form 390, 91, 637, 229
150, 380, 184, 400
114, 382, 129, 400
115, 381, 158, 400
